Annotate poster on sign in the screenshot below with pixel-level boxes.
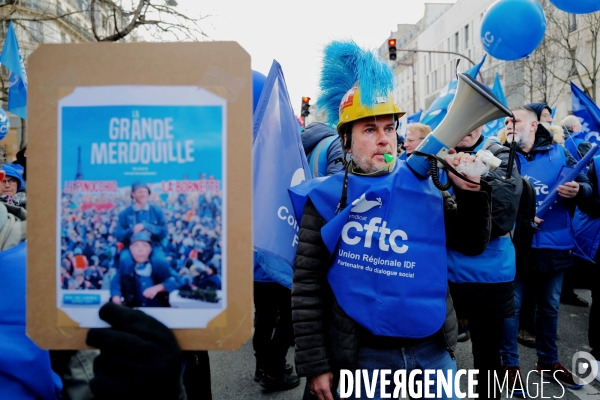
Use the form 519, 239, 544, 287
57, 86, 226, 328
26, 42, 252, 350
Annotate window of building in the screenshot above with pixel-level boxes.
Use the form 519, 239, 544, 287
541, 70, 547, 86
57, 2, 62, 16
29, 20, 43, 43
428, 53, 431, 72
0, 21, 8, 37
28, 0, 41, 10
401, 88, 404, 101
464, 24, 470, 49
569, 48, 578, 77
454, 32, 459, 52
434, 70, 438, 91
427, 75, 430, 94
568, 14, 577, 32
61, 32, 66, 43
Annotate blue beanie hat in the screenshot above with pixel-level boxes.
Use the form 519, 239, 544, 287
1, 164, 23, 191
525, 103, 552, 121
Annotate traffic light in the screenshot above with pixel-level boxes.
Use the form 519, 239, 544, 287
301, 97, 311, 117
388, 39, 397, 61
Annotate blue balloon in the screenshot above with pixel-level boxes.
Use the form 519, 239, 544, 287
0, 108, 9, 141
549, 0, 600, 14
481, 0, 546, 61
252, 70, 267, 113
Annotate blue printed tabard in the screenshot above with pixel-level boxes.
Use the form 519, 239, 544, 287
517, 144, 574, 250
305, 161, 448, 338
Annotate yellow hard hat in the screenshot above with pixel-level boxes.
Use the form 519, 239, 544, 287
337, 85, 405, 131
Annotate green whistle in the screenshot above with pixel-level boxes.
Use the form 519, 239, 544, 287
383, 153, 394, 163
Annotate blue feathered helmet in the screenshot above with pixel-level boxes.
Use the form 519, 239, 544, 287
316, 40, 404, 145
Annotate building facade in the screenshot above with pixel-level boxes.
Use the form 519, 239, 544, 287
0, 0, 138, 153
381, 0, 600, 125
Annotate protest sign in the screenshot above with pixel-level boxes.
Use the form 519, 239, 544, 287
27, 42, 252, 350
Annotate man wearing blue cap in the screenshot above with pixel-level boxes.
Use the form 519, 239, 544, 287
111, 232, 181, 307
1, 164, 26, 208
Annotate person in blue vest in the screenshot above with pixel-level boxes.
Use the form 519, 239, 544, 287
561, 115, 593, 162
499, 106, 592, 390
550, 114, 591, 308
449, 124, 522, 399
302, 122, 344, 178
517, 102, 553, 348
573, 155, 600, 382
291, 40, 492, 400
111, 232, 181, 307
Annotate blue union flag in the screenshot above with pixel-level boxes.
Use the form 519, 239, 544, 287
252, 60, 311, 288
0, 22, 27, 119
571, 81, 600, 146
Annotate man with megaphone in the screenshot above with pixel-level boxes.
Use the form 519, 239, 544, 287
289, 40, 493, 400
499, 106, 593, 391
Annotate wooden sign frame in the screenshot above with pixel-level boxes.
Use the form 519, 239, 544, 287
27, 42, 253, 350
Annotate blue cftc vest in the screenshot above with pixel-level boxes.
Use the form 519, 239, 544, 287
301, 161, 448, 338
448, 138, 515, 283
517, 144, 574, 250
448, 236, 515, 283
573, 156, 600, 261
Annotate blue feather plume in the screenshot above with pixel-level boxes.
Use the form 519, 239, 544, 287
317, 40, 396, 128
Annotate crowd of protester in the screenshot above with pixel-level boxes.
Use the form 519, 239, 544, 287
1, 83, 599, 399
58, 186, 223, 293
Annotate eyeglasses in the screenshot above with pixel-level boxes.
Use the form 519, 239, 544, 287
2, 178, 17, 185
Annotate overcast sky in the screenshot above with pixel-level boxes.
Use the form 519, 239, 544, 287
177, 0, 457, 115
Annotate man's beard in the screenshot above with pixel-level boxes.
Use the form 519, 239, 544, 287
351, 146, 395, 173
506, 128, 531, 150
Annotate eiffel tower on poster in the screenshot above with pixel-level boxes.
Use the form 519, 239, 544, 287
75, 146, 84, 180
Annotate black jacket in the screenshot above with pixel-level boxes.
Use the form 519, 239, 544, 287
518, 125, 592, 272
449, 137, 522, 319
579, 159, 600, 218
292, 183, 492, 377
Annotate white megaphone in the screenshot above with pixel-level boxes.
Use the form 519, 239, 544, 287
407, 72, 513, 177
